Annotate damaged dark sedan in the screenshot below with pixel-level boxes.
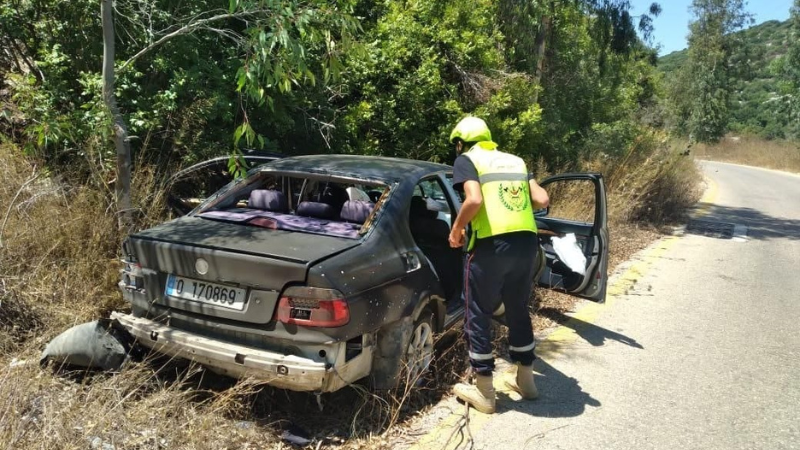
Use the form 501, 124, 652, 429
113, 155, 610, 392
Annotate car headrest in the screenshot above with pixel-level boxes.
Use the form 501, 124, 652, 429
319, 184, 348, 210
296, 201, 336, 220
410, 196, 437, 220
340, 200, 375, 224
249, 189, 288, 212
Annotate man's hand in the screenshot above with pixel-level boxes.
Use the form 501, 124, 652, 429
449, 226, 466, 248
450, 180, 482, 250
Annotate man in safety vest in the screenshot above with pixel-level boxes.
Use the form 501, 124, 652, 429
448, 116, 549, 414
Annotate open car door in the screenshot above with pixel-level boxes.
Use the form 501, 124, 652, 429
166, 152, 282, 216
534, 173, 609, 302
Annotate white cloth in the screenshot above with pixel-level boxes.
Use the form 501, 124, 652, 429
346, 187, 371, 202
551, 233, 587, 275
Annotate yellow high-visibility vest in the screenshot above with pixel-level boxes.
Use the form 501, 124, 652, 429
463, 142, 537, 250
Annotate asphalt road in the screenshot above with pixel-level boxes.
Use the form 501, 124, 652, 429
465, 161, 800, 449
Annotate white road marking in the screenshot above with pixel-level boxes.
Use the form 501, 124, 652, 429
733, 224, 749, 242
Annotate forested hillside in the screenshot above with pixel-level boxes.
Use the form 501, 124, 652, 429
660, 18, 799, 139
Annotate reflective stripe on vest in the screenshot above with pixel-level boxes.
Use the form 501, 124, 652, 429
463, 144, 537, 250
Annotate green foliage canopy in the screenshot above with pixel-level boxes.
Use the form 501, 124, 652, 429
667, 0, 753, 143
1, 0, 663, 180
662, 5, 800, 141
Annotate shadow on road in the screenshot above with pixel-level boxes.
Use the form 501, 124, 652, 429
495, 357, 602, 418
487, 305, 649, 417
538, 307, 644, 349
693, 203, 800, 241
486, 307, 646, 418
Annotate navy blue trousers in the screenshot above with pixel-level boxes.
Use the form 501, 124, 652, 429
463, 231, 538, 375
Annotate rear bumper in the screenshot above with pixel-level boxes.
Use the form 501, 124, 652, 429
111, 312, 369, 392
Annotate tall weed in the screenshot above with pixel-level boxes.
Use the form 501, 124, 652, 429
0, 145, 168, 352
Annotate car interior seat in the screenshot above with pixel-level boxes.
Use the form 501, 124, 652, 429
318, 184, 349, 216
249, 189, 289, 213
408, 196, 461, 304
296, 201, 337, 220
409, 196, 449, 243
340, 200, 375, 224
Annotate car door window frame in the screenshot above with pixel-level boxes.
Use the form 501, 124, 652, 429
535, 173, 609, 302
440, 172, 461, 219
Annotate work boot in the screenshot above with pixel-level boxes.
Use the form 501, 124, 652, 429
454, 374, 496, 414
505, 364, 538, 400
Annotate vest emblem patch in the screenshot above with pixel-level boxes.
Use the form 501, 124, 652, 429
498, 181, 528, 212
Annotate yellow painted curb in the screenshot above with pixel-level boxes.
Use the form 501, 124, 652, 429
537, 235, 680, 357
407, 176, 721, 449
693, 176, 719, 217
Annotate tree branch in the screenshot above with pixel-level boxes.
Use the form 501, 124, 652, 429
118, 10, 262, 73
0, 23, 44, 83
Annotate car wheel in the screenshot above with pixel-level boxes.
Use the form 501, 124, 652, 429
404, 309, 434, 385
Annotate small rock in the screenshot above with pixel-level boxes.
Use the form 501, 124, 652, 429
235, 421, 255, 430
88, 436, 117, 450
281, 423, 312, 447
9, 358, 28, 368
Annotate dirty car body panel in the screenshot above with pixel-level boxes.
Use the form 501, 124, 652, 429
117, 155, 461, 391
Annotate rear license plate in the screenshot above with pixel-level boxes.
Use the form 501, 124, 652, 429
165, 275, 247, 311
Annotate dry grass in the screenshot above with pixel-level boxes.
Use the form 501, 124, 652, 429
0, 145, 121, 354
692, 135, 800, 173
1, 329, 469, 450
1, 357, 273, 450
0, 133, 703, 449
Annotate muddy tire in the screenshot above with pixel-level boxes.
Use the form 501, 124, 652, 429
403, 309, 434, 386
370, 307, 435, 390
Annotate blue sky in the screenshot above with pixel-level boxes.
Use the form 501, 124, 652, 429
630, 0, 795, 55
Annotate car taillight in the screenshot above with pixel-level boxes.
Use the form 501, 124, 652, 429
120, 238, 144, 292
120, 260, 144, 291
276, 287, 350, 327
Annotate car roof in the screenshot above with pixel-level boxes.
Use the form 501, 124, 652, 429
263, 154, 451, 183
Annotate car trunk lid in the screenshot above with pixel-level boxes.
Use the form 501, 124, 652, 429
128, 216, 359, 324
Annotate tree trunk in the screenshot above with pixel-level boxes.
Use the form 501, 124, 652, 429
101, 0, 133, 231
0, 23, 43, 83
531, 3, 555, 105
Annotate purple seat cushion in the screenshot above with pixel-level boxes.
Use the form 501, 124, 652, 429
340, 200, 375, 224
249, 189, 288, 212
296, 201, 336, 220
200, 209, 361, 239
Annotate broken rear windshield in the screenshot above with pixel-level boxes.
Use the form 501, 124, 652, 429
195, 171, 389, 239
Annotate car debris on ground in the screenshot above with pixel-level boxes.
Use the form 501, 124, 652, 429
40, 318, 134, 371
